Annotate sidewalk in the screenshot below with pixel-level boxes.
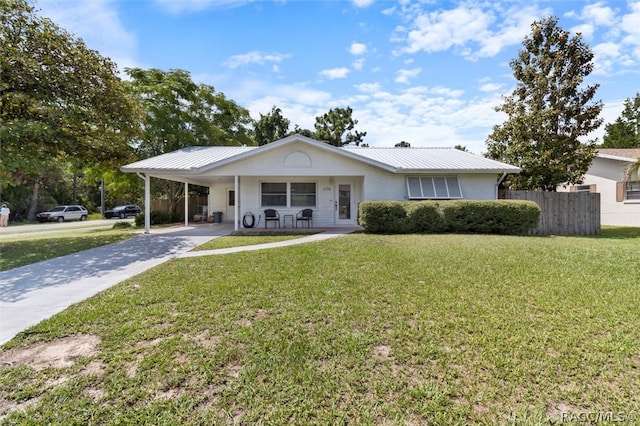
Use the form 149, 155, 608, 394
0, 224, 357, 345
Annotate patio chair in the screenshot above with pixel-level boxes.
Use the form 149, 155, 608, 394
295, 208, 313, 228
264, 209, 280, 228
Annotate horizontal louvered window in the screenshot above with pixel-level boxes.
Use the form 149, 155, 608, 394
406, 177, 462, 199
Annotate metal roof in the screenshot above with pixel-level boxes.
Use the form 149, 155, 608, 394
121, 137, 520, 174
122, 146, 254, 172
342, 147, 521, 172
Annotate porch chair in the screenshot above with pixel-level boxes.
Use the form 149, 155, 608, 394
264, 209, 280, 228
295, 209, 313, 228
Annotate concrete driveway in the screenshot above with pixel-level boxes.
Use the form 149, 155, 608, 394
0, 224, 233, 345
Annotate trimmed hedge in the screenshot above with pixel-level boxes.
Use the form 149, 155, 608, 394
359, 200, 540, 235
134, 211, 182, 227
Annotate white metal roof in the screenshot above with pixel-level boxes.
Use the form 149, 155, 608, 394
342, 146, 520, 172
121, 136, 520, 174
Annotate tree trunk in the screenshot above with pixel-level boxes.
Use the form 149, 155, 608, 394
27, 180, 41, 221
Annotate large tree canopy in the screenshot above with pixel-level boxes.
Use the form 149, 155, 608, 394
314, 107, 367, 147
486, 17, 603, 191
602, 93, 640, 148
254, 106, 290, 146
125, 68, 254, 158
0, 0, 141, 218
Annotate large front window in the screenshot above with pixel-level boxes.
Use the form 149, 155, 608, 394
261, 182, 287, 206
261, 182, 316, 207
407, 176, 462, 199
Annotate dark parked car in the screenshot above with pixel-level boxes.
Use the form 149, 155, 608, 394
104, 205, 141, 219
37, 205, 88, 223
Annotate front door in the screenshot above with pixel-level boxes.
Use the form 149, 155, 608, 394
225, 189, 235, 223
335, 182, 355, 225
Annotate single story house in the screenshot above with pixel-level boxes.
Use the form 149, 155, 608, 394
561, 148, 640, 226
121, 135, 521, 233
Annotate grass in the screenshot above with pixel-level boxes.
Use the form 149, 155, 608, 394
0, 228, 137, 271
1, 228, 640, 424
193, 234, 309, 251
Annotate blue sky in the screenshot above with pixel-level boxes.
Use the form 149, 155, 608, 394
36, 0, 640, 153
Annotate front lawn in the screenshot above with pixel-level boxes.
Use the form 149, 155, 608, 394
1, 229, 639, 424
0, 228, 137, 271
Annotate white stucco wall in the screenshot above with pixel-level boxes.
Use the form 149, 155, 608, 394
200, 141, 504, 227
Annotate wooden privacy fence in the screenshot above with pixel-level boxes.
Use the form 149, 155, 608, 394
504, 190, 600, 235
150, 196, 208, 218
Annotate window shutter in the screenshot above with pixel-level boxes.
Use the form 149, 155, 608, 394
616, 182, 624, 202
569, 186, 576, 192
589, 184, 596, 193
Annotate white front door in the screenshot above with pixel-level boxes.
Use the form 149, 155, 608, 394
335, 182, 356, 225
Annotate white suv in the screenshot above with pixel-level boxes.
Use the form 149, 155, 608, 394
36, 205, 89, 223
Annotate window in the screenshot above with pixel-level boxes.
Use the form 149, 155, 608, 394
571, 184, 596, 193
616, 181, 640, 202
406, 176, 462, 199
291, 182, 316, 207
261, 182, 316, 207
261, 182, 286, 206
626, 181, 640, 200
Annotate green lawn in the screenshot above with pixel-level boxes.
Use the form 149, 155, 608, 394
1, 229, 639, 424
0, 228, 137, 272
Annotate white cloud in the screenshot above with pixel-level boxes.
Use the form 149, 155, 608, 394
352, 58, 365, 71
395, 68, 421, 84
36, 0, 137, 72
580, 2, 617, 27
349, 42, 368, 55
224, 51, 292, 69
620, 1, 640, 60
319, 68, 350, 79
479, 82, 502, 93
395, 3, 550, 60
571, 24, 595, 39
351, 0, 375, 8
355, 82, 381, 93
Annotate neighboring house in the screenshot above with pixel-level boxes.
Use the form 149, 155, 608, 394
561, 148, 640, 226
121, 135, 520, 232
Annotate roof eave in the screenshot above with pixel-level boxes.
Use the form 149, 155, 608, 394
596, 153, 638, 162
396, 168, 521, 174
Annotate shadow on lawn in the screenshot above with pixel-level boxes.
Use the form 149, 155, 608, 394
581, 226, 640, 240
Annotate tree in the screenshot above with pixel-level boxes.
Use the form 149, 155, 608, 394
254, 106, 290, 145
125, 68, 254, 213
602, 93, 640, 148
395, 141, 411, 147
454, 144, 468, 152
1, 0, 141, 220
314, 107, 367, 146
486, 17, 603, 191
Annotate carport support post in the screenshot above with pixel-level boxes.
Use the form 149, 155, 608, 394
234, 175, 239, 231
139, 173, 150, 234
184, 181, 189, 227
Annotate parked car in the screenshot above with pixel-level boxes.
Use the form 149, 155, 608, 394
104, 204, 141, 219
37, 205, 88, 223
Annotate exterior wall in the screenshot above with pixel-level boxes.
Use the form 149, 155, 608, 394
364, 172, 499, 201
200, 141, 503, 227
559, 157, 640, 226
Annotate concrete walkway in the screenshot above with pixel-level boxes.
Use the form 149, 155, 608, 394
0, 224, 356, 345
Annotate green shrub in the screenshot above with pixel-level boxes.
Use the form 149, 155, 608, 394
405, 201, 446, 233
358, 200, 539, 235
112, 221, 132, 229
440, 200, 539, 234
134, 210, 175, 227
358, 200, 410, 233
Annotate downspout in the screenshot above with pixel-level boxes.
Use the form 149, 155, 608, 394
137, 172, 151, 234
496, 172, 507, 199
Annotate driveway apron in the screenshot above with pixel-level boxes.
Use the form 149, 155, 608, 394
0, 224, 233, 345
